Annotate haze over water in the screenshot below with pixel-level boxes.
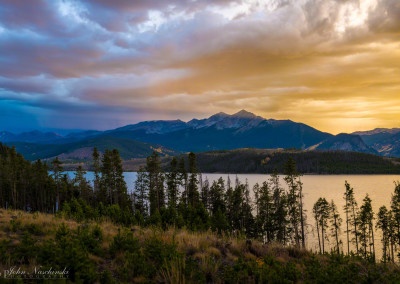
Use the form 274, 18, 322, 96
65, 172, 400, 260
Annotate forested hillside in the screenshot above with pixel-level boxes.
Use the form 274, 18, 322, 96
174, 149, 400, 174
55, 148, 400, 174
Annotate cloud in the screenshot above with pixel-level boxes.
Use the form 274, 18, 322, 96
0, 0, 399, 133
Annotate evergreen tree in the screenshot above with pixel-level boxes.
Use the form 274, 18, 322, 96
178, 158, 188, 206
284, 157, 302, 247
391, 181, 400, 261
166, 157, 180, 210
73, 166, 92, 203
330, 200, 342, 254
388, 210, 396, 262
99, 149, 129, 209
270, 169, 287, 244
209, 178, 226, 215
313, 197, 330, 254
166, 157, 180, 223
257, 181, 274, 242
51, 157, 63, 212
376, 206, 390, 262
92, 147, 101, 194
225, 176, 235, 231
187, 152, 200, 207
298, 178, 306, 248
111, 149, 129, 209
358, 194, 375, 261
133, 166, 148, 217
146, 152, 165, 216
344, 181, 359, 255
100, 149, 114, 205
200, 177, 210, 212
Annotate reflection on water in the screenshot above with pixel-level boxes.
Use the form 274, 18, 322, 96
64, 171, 400, 260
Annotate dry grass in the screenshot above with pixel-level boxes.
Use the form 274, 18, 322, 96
0, 209, 313, 267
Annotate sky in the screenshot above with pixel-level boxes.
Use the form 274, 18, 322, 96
0, 0, 399, 134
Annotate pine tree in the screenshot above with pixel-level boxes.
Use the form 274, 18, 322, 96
231, 178, 254, 236
166, 157, 180, 211
376, 206, 390, 262
178, 157, 188, 206
257, 181, 274, 242
111, 149, 129, 209
146, 152, 165, 216
51, 157, 63, 212
313, 197, 330, 253
358, 194, 375, 261
134, 166, 148, 217
388, 210, 396, 262
298, 178, 306, 248
284, 157, 302, 247
330, 200, 342, 254
187, 152, 199, 207
73, 166, 92, 203
100, 150, 114, 205
209, 178, 226, 215
270, 169, 287, 244
92, 147, 101, 194
391, 181, 400, 261
200, 177, 210, 212
225, 176, 235, 231
344, 181, 359, 255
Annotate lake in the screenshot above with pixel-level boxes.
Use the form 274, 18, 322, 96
65, 172, 400, 259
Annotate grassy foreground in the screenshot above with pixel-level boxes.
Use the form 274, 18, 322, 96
0, 210, 400, 283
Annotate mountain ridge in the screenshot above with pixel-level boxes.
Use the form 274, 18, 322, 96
2, 110, 399, 158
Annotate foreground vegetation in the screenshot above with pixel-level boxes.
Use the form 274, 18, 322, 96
1, 209, 400, 283
3, 142, 400, 282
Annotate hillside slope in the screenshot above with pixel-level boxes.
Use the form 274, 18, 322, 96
309, 133, 377, 155
355, 129, 400, 157
8, 136, 179, 161
1, 210, 399, 283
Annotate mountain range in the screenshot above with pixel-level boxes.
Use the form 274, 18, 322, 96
352, 128, 400, 157
0, 110, 392, 160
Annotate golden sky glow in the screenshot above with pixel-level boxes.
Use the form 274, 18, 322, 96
0, 0, 399, 133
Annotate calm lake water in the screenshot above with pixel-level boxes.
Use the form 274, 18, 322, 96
65, 172, 400, 259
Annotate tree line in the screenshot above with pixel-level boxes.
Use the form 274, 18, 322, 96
2, 142, 400, 262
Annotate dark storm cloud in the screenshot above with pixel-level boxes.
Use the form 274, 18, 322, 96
0, 0, 400, 133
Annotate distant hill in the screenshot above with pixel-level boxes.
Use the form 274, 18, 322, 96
8, 136, 179, 161
0, 130, 63, 144
308, 133, 377, 155
98, 148, 400, 174
353, 128, 400, 157
184, 148, 400, 174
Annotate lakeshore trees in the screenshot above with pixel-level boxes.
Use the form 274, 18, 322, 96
2, 141, 400, 261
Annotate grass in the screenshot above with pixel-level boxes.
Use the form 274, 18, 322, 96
1, 209, 400, 283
